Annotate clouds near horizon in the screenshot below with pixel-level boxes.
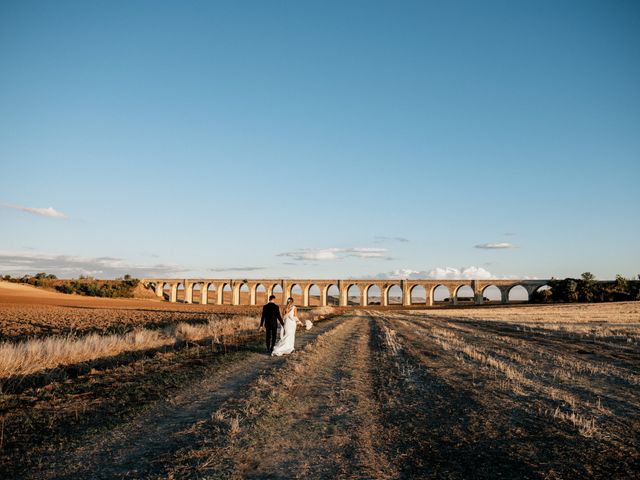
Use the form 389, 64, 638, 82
278, 247, 390, 261
0, 251, 185, 278
371, 266, 524, 280
210, 266, 266, 272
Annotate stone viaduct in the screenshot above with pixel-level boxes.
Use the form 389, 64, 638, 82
141, 278, 550, 307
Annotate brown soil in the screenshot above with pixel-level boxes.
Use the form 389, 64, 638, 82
2, 317, 341, 479
166, 309, 639, 479
1, 304, 638, 479
0, 281, 262, 340
425, 301, 640, 324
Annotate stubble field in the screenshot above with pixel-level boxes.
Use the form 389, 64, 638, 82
0, 282, 638, 479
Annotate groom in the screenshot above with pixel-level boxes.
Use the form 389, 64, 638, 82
260, 295, 284, 353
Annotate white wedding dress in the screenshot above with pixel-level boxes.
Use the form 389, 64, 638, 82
271, 307, 299, 356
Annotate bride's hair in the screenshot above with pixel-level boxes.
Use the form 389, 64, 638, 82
286, 297, 294, 304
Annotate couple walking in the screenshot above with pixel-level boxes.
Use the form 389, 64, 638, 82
260, 295, 311, 356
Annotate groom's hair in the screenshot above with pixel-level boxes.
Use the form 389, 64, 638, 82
268, 295, 276, 301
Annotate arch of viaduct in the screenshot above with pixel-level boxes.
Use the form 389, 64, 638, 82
141, 278, 550, 307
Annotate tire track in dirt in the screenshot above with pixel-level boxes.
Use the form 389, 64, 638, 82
378, 312, 639, 479
417, 312, 640, 374
174, 313, 397, 479
27, 317, 342, 480
396, 314, 639, 442
366, 313, 524, 479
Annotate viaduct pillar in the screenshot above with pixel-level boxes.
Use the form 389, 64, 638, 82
321, 286, 329, 307
472, 280, 483, 305
339, 280, 347, 307
216, 285, 224, 305
250, 285, 256, 306
402, 280, 411, 306
185, 282, 193, 304
500, 287, 509, 304
201, 284, 208, 305
232, 282, 240, 306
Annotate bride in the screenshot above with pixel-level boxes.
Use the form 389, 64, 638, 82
271, 297, 303, 356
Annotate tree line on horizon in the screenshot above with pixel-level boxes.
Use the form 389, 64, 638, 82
1, 272, 139, 298
531, 272, 640, 303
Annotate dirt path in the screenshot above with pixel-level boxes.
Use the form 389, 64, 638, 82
179, 312, 397, 479
26, 318, 341, 480
8, 310, 640, 479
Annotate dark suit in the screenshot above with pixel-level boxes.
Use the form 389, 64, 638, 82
261, 302, 283, 351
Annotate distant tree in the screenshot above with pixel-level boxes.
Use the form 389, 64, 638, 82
124, 274, 132, 281
538, 274, 639, 304
610, 274, 632, 301
549, 278, 579, 302
566, 279, 578, 302
55, 284, 74, 294
581, 272, 596, 282
614, 274, 628, 291
530, 288, 552, 303
578, 272, 597, 302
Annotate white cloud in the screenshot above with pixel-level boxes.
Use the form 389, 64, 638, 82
278, 248, 341, 261
0, 251, 186, 278
372, 266, 504, 280
475, 242, 515, 249
426, 266, 495, 279
210, 266, 265, 272
1, 204, 67, 218
278, 247, 389, 261
349, 248, 388, 258
374, 236, 409, 243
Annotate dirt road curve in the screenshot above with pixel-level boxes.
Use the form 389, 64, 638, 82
9, 311, 640, 479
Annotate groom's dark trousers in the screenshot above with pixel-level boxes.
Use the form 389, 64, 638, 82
261, 302, 283, 351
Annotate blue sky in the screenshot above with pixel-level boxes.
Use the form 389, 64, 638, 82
1, 0, 639, 280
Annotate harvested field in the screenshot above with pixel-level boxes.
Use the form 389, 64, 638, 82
0, 316, 341, 479
1, 301, 638, 479
0, 281, 339, 340
424, 301, 640, 324
0, 303, 263, 340
0, 280, 264, 340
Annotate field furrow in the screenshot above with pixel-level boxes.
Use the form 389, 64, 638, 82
382, 312, 639, 478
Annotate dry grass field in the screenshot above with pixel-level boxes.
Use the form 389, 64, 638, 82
0, 281, 265, 340
0, 282, 638, 479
